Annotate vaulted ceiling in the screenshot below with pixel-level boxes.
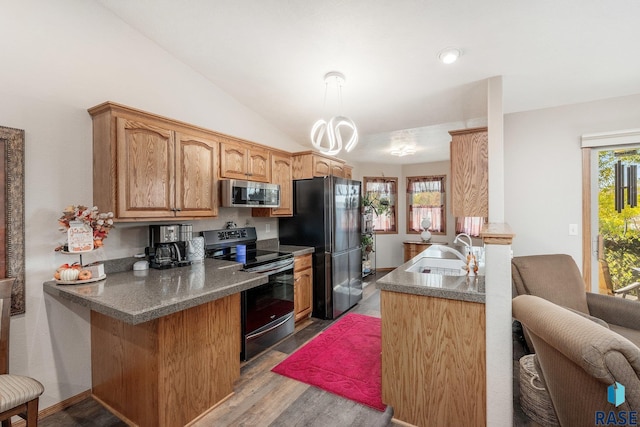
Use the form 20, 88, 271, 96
96, 0, 640, 164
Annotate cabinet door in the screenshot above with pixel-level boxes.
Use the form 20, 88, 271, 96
220, 140, 248, 180
331, 161, 345, 178
294, 268, 313, 322
175, 132, 218, 217
450, 128, 488, 217
116, 118, 175, 218
247, 146, 270, 182
313, 156, 332, 177
270, 153, 292, 216
294, 254, 313, 322
344, 165, 353, 179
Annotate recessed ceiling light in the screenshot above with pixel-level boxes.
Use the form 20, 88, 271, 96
438, 47, 461, 64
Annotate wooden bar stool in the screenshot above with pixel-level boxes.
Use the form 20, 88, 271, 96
0, 278, 44, 426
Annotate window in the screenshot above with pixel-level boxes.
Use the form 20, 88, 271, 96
363, 177, 397, 234
406, 176, 446, 234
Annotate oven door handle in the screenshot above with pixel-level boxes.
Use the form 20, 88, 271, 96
244, 258, 294, 275
246, 312, 294, 340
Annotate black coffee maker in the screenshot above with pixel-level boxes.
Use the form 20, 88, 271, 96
146, 225, 191, 269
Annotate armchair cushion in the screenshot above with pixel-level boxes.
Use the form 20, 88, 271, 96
513, 295, 640, 426
563, 305, 609, 329
512, 254, 589, 314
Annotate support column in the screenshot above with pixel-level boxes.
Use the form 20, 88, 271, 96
482, 223, 514, 427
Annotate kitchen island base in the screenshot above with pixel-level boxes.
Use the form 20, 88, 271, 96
381, 290, 486, 426
90, 293, 240, 427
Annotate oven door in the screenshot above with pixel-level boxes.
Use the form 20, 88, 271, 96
241, 264, 295, 361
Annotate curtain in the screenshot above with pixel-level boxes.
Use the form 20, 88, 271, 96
455, 216, 485, 237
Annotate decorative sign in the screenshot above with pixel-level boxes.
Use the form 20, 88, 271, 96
67, 220, 94, 253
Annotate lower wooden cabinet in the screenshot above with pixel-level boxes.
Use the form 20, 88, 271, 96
294, 254, 313, 322
381, 290, 486, 426
403, 241, 433, 262
91, 294, 240, 427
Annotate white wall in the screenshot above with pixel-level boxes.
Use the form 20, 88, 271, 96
354, 160, 455, 268
504, 93, 640, 266
0, 0, 303, 409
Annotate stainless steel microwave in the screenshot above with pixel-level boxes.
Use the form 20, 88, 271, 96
221, 179, 281, 208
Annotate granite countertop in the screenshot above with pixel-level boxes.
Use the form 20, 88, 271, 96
377, 245, 486, 303
43, 258, 268, 325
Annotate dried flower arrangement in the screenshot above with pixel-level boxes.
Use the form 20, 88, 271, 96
55, 205, 114, 251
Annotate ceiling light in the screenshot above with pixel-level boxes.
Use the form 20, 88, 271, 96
438, 47, 461, 64
310, 71, 359, 155
390, 145, 417, 157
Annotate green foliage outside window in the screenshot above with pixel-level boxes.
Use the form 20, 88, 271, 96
599, 150, 640, 293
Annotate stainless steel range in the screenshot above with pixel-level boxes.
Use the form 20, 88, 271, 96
202, 227, 294, 361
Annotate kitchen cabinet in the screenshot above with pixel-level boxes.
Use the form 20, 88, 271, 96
91, 294, 240, 427
449, 127, 488, 217
252, 151, 293, 217
381, 290, 486, 426
88, 102, 218, 220
291, 151, 352, 180
220, 138, 270, 182
293, 253, 313, 322
403, 241, 433, 262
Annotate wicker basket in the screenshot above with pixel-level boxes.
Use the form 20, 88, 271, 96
519, 354, 559, 426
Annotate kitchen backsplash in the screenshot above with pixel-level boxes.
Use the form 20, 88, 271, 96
91, 208, 279, 261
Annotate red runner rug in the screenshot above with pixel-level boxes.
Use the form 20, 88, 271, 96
271, 313, 384, 411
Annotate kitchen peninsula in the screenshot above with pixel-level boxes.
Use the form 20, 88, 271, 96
377, 245, 486, 426
43, 258, 268, 427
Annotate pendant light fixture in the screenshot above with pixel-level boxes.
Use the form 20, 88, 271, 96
310, 71, 359, 156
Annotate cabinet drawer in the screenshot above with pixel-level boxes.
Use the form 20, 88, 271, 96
294, 254, 312, 272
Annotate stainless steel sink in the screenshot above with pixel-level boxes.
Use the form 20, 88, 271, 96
405, 257, 467, 276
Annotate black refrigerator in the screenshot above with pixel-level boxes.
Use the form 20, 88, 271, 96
279, 176, 362, 320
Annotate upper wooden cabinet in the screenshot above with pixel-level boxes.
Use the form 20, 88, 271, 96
343, 165, 353, 179
449, 127, 488, 218
291, 151, 352, 180
220, 139, 270, 182
88, 102, 218, 220
252, 151, 293, 217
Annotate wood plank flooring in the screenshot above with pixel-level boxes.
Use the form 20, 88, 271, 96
38, 275, 397, 427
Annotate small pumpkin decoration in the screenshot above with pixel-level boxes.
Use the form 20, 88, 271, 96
59, 268, 79, 281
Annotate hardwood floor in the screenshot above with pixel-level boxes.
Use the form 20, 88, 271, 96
38, 274, 397, 427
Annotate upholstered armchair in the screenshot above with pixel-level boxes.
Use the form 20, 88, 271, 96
512, 254, 640, 348
513, 294, 640, 427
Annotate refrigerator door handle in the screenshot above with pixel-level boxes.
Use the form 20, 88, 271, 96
324, 251, 333, 318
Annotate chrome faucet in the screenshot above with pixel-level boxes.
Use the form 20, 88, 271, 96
437, 245, 468, 262
453, 233, 473, 254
